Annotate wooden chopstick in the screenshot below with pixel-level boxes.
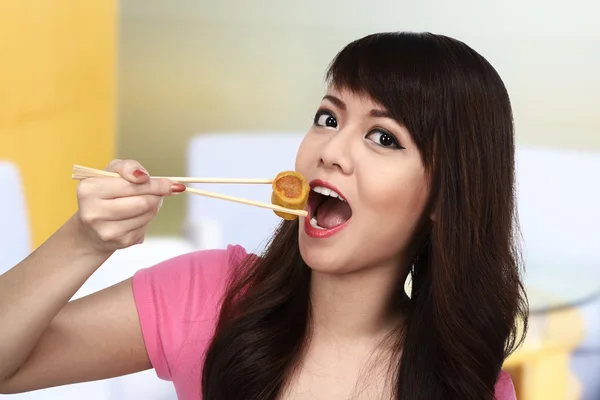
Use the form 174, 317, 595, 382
71, 165, 307, 217
72, 165, 273, 184
184, 187, 307, 216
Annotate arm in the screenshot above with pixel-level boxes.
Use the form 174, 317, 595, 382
0, 218, 149, 394
0, 159, 181, 393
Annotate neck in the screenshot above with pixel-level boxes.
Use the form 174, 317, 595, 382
309, 263, 409, 342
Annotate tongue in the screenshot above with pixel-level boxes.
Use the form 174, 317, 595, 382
316, 198, 352, 229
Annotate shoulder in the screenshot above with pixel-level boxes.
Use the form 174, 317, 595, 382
131, 244, 251, 382
133, 244, 249, 297
494, 370, 517, 400
134, 244, 249, 284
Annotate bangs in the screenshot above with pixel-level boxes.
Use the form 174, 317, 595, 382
325, 32, 453, 169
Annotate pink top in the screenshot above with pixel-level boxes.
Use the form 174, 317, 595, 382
132, 245, 516, 400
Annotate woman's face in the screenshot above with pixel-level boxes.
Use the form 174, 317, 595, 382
295, 87, 430, 274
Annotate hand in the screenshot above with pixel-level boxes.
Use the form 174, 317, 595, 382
74, 159, 185, 254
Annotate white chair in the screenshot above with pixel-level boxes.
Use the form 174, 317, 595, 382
0, 161, 31, 275
515, 146, 600, 400
185, 132, 305, 254
515, 146, 600, 286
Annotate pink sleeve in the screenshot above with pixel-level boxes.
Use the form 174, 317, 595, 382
131, 245, 248, 381
494, 370, 517, 400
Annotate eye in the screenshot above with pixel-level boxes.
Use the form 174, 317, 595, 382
366, 129, 404, 150
313, 110, 338, 129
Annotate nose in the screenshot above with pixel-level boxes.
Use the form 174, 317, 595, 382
318, 129, 354, 175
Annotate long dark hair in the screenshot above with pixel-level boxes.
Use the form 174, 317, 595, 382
202, 32, 528, 400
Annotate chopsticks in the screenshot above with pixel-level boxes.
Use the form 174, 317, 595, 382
72, 165, 307, 217
183, 187, 307, 216
72, 165, 274, 184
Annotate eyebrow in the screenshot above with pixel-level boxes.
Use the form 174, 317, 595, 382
323, 95, 346, 110
369, 109, 393, 119
322, 95, 393, 119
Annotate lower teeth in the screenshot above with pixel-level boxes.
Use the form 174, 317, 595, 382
310, 216, 326, 230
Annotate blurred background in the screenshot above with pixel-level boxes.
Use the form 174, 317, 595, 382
1, 1, 599, 399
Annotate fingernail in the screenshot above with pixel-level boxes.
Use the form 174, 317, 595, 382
171, 183, 186, 193
133, 169, 148, 178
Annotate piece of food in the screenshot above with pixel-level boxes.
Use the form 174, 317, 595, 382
271, 170, 309, 220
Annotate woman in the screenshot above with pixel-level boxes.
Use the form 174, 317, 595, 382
0, 32, 527, 399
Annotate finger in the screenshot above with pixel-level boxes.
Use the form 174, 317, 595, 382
78, 176, 184, 200
115, 210, 156, 235
94, 210, 157, 243
81, 194, 163, 223
108, 159, 150, 184
105, 159, 123, 172
111, 178, 185, 199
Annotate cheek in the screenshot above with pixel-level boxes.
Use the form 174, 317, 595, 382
360, 170, 430, 246
295, 133, 313, 173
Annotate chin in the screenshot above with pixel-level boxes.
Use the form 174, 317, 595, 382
297, 233, 356, 274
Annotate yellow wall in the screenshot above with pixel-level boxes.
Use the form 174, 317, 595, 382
0, 2, 116, 247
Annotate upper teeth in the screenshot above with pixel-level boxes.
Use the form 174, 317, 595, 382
312, 186, 345, 202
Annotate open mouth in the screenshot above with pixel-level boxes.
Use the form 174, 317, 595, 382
308, 183, 353, 231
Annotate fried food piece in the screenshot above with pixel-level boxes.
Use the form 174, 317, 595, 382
271, 171, 309, 220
